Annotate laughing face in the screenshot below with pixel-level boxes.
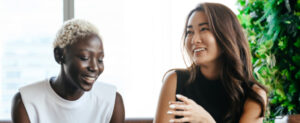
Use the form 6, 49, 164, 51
62, 34, 104, 91
185, 11, 221, 66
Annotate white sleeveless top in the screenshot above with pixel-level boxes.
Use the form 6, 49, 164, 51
19, 78, 116, 123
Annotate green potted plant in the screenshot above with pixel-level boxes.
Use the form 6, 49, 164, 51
237, 0, 300, 122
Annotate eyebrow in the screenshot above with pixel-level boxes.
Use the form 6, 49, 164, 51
79, 49, 90, 52
187, 22, 208, 28
78, 49, 104, 54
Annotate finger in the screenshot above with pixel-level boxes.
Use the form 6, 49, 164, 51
176, 94, 192, 104
169, 101, 185, 105
169, 117, 190, 123
169, 104, 190, 110
167, 110, 191, 116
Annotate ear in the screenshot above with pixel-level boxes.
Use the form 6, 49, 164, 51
54, 47, 64, 64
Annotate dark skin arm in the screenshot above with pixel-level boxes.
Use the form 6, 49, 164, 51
11, 92, 30, 123
110, 92, 125, 123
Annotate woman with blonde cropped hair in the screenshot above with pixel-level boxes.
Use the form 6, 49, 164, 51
12, 19, 125, 123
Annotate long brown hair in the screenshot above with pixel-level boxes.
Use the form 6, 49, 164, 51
181, 3, 267, 122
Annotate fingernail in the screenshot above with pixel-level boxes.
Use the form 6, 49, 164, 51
169, 104, 175, 109
176, 94, 182, 98
167, 111, 173, 114
168, 101, 171, 104
169, 119, 174, 122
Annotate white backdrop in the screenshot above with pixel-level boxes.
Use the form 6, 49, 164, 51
0, 0, 238, 120
75, 0, 238, 118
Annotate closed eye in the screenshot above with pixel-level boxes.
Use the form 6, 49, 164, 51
98, 59, 103, 63
79, 57, 89, 61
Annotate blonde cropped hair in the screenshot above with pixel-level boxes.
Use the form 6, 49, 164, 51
53, 19, 100, 48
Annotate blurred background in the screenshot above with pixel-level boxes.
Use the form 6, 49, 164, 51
0, 0, 299, 122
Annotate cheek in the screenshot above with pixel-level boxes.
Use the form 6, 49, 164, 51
210, 44, 222, 58
206, 36, 220, 55
63, 64, 79, 81
185, 39, 192, 52
99, 64, 104, 72
68, 61, 86, 74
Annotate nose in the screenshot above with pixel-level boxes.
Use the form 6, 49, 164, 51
191, 33, 202, 44
87, 58, 99, 72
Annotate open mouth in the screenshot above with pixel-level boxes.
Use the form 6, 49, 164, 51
193, 47, 207, 55
81, 75, 97, 84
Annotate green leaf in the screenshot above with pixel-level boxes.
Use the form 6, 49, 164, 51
270, 54, 276, 67
277, 0, 284, 5
275, 89, 286, 101
288, 104, 295, 111
257, 45, 267, 56
278, 36, 287, 50
265, 40, 274, 50
278, 41, 284, 50
295, 12, 300, 17
289, 65, 295, 71
298, 0, 300, 9
288, 84, 297, 95
284, 20, 291, 24
292, 55, 300, 66
294, 37, 300, 48
270, 98, 277, 104
295, 70, 300, 80
238, 0, 246, 6
281, 69, 291, 80
253, 58, 262, 67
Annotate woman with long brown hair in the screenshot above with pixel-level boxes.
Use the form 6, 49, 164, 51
154, 3, 267, 123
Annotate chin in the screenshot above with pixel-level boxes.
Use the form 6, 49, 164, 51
194, 56, 214, 65
194, 59, 205, 65
80, 84, 94, 91
82, 87, 92, 91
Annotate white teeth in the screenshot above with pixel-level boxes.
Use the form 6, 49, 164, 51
85, 77, 95, 81
194, 48, 206, 52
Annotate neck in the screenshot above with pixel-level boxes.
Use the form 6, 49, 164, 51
199, 59, 221, 80
51, 72, 84, 101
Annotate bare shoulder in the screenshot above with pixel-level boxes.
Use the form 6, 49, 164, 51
160, 70, 178, 97
239, 84, 267, 123
154, 70, 177, 123
115, 92, 122, 99
110, 92, 125, 123
12, 92, 22, 105
12, 92, 30, 123
115, 92, 124, 110
114, 92, 124, 107
162, 70, 177, 85
12, 92, 23, 114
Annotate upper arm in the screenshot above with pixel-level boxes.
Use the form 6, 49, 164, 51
110, 92, 125, 123
239, 84, 267, 123
11, 92, 30, 123
154, 70, 177, 123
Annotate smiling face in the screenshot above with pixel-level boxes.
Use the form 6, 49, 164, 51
185, 11, 221, 66
62, 34, 104, 91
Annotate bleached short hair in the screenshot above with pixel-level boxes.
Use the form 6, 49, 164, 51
53, 19, 101, 48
